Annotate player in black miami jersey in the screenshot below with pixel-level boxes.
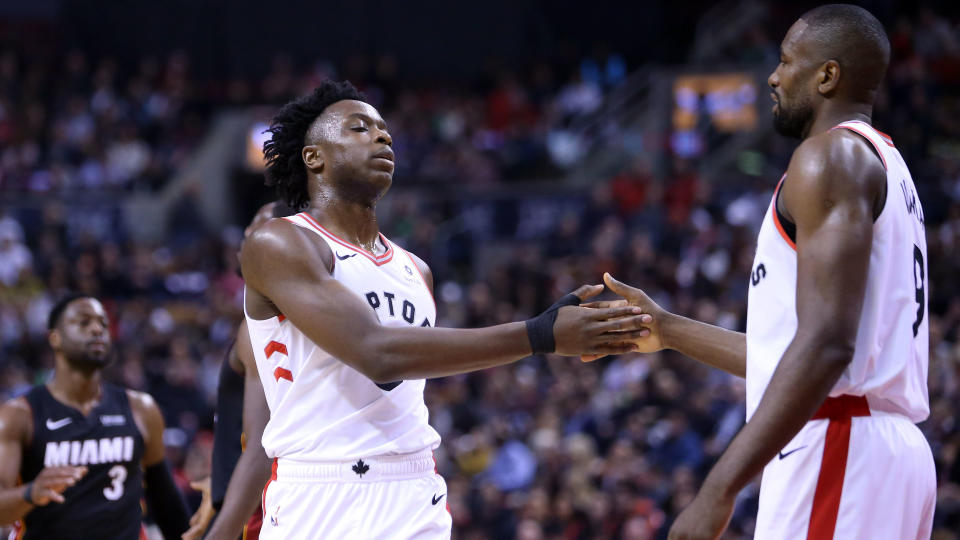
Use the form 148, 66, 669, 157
0, 295, 191, 539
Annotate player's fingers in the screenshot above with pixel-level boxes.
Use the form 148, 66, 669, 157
42, 489, 65, 504
603, 272, 640, 299
590, 306, 646, 321
580, 300, 628, 309
39, 475, 80, 490
570, 284, 603, 302
586, 343, 639, 355
46, 466, 86, 477
592, 314, 652, 332
581, 354, 605, 362
182, 524, 204, 540
603, 328, 651, 341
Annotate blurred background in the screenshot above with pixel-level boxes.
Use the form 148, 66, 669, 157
1, 0, 959, 538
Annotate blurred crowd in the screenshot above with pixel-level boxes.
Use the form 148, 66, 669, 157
0, 39, 627, 195
2, 3, 960, 540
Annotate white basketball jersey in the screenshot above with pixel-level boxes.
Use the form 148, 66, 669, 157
746, 120, 929, 423
244, 212, 441, 461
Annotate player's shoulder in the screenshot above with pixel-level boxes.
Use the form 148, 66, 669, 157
787, 128, 885, 201
241, 215, 334, 277
0, 396, 32, 441
125, 389, 160, 415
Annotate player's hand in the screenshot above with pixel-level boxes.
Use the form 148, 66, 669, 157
26, 466, 87, 505
553, 284, 652, 357
589, 273, 668, 357
183, 476, 215, 540
667, 486, 735, 540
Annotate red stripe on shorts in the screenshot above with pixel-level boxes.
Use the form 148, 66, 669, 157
261, 459, 278, 520
806, 395, 870, 539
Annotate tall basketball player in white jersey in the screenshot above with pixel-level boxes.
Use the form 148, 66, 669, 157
596, 5, 935, 539
238, 80, 652, 539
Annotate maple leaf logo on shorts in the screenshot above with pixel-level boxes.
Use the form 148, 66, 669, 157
352, 459, 370, 478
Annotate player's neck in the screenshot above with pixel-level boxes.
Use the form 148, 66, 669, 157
806, 102, 873, 139
48, 358, 103, 414
307, 200, 383, 255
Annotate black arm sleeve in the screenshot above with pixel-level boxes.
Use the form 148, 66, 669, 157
144, 461, 190, 539
211, 351, 245, 510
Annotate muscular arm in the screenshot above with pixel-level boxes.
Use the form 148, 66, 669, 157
240, 220, 646, 383
130, 391, 190, 539
695, 131, 885, 500
661, 317, 746, 378
0, 399, 32, 524
204, 321, 273, 540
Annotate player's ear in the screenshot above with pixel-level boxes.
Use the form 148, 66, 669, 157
48, 329, 62, 351
302, 145, 324, 174
818, 60, 841, 95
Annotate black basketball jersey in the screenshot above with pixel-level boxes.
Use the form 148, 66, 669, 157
17, 383, 145, 540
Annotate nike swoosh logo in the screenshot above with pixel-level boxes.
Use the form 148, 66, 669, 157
778, 445, 808, 460
335, 252, 357, 260
432, 493, 445, 505
46, 418, 73, 430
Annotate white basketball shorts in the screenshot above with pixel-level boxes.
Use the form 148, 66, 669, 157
259, 449, 452, 540
754, 395, 935, 539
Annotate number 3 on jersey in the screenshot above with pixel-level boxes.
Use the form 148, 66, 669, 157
103, 464, 126, 501
912, 244, 925, 337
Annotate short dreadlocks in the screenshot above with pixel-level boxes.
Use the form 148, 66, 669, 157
262, 80, 365, 210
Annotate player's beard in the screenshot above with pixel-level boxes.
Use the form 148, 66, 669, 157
772, 95, 814, 139
65, 345, 112, 371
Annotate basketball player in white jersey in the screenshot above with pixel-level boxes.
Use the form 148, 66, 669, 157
237, 80, 652, 539
594, 5, 935, 539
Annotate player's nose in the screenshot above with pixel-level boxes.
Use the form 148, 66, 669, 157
376, 128, 392, 147
89, 319, 106, 336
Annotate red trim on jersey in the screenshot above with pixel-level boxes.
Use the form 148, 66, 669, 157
771, 176, 797, 251
139, 525, 149, 540
12, 519, 24, 540
277, 314, 286, 323
261, 459, 278, 522
806, 395, 871, 540
264, 341, 288, 359
298, 213, 395, 266
831, 123, 890, 169
273, 367, 293, 382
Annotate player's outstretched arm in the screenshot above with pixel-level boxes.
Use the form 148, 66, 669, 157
668, 131, 885, 540
130, 391, 191, 540
203, 321, 273, 540
595, 274, 746, 378
0, 398, 87, 524
241, 219, 650, 383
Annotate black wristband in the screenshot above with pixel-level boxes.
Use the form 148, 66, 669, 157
525, 293, 581, 355
22, 482, 33, 504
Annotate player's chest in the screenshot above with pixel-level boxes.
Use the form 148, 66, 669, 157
34, 410, 143, 468
333, 259, 435, 328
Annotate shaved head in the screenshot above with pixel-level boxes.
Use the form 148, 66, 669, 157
798, 4, 890, 98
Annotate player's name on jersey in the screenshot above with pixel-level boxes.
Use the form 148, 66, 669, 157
44, 436, 136, 467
